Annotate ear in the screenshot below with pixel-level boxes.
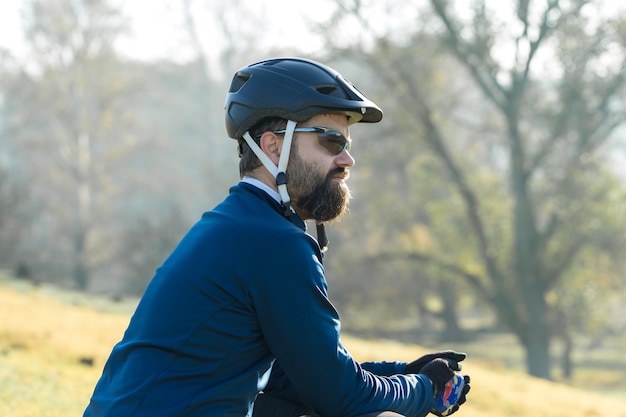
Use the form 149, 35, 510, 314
259, 131, 283, 165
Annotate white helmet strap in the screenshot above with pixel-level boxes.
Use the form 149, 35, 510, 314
242, 120, 297, 215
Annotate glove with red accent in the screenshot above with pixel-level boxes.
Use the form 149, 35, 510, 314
420, 358, 471, 416
404, 350, 467, 374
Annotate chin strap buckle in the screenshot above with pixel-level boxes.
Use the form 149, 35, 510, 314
276, 171, 293, 216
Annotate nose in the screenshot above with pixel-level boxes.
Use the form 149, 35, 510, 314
336, 149, 355, 167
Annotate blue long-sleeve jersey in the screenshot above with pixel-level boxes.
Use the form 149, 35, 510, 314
84, 182, 434, 417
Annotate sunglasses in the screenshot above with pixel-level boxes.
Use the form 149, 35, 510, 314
272, 126, 351, 155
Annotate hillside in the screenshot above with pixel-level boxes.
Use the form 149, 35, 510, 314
1, 278, 625, 417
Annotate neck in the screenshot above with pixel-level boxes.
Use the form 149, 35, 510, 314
245, 168, 278, 192
242, 176, 281, 203
245, 167, 308, 219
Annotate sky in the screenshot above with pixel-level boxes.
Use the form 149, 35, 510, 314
0, 0, 428, 71
0, 0, 331, 64
119, 0, 329, 60
0, 2, 24, 54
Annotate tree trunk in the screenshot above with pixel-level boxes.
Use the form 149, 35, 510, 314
523, 284, 552, 379
73, 132, 91, 290
438, 281, 464, 341
561, 333, 573, 380
524, 320, 552, 379
73, 222, 88, 290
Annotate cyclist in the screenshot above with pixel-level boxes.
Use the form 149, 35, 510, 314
84, 57, 470, 417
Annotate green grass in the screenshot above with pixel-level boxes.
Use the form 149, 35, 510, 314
1, 275, 625, 417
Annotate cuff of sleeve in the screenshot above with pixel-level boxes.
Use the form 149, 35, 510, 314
416, 373, 437, 412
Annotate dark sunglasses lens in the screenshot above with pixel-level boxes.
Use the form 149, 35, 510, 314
318, 131, 348, 155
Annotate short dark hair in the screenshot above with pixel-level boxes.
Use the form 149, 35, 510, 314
238, 117, 287, 177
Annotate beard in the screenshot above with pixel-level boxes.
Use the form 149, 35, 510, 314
287, 150, 352, 223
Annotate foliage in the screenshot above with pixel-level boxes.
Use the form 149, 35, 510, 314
321, 0, 626, 380
0, 0, 240, 293
4, 0, 137, 289
0, 168, 29, 269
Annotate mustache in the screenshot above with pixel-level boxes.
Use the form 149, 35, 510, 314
327, 167, 348, 179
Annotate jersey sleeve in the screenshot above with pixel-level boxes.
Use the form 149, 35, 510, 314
249, 232, 433, 417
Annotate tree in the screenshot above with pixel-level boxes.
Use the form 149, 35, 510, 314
0, 167, 30, 270
2, 0, 265, 293
324, 0, 626, 379
9, 0, 135, 289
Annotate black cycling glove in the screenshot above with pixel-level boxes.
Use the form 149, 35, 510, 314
404, 350, 467, 374
420, 358, 471, 416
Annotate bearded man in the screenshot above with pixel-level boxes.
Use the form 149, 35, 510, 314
84, 57, 470, 417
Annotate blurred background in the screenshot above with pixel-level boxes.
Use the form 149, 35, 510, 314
1, 0, 625, 398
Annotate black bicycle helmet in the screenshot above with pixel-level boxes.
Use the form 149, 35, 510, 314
224, 57, 383, 139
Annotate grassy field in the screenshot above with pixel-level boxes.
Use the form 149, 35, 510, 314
1, 277, 626, 417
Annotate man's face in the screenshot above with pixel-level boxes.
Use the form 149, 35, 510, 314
286, 114, 355, 222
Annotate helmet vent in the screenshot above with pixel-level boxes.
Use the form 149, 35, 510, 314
229, 72, 250, 93
315, 85, 343, 98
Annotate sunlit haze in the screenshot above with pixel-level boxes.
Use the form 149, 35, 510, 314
0, 1, 332, 66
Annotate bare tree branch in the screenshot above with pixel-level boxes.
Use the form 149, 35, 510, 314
430, 0, 508, 110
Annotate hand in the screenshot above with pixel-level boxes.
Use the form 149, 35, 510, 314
404, 350, 467, 374
420, 359, 471, 417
